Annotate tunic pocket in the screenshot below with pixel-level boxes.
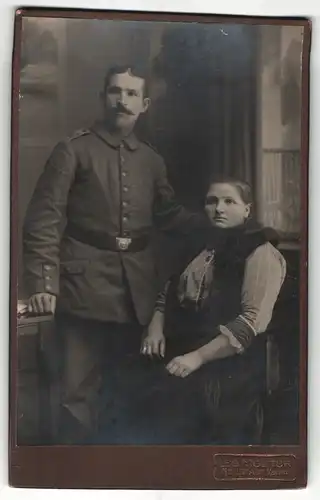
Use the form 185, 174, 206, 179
60, 260, 89, 275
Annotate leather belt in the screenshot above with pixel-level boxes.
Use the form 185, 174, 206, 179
66, 223, 150, 252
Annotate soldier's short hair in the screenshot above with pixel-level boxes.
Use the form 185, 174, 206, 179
103, 64, 150, 97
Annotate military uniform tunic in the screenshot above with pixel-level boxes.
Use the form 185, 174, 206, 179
23, 121, 206, 326
22, 121, 209, 442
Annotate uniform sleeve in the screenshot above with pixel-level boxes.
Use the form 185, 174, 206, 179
153, 156, 210, 234
23, 141, 77, 296
219, 243, 287, 353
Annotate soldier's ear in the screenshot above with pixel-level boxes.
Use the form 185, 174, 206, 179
142, 97, 151, 113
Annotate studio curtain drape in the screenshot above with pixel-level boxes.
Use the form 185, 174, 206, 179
147, 23, 259, 209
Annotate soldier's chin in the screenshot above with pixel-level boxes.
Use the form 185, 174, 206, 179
115, 114, 133, 129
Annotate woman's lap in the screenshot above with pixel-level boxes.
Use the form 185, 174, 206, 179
94, 339, 266, 445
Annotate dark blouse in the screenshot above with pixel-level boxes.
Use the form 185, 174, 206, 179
155, 242, 286, 353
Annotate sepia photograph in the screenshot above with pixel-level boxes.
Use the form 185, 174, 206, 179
10, 8, 309, 489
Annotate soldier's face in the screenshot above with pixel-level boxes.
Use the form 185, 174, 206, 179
104, 71, 150, 131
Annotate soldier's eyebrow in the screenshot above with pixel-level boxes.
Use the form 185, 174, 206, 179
107, 85, 141, 94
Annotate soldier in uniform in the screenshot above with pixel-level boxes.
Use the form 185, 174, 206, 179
23, 64, 209, 443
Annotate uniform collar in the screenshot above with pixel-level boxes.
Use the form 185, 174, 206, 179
90, 121, 139, 151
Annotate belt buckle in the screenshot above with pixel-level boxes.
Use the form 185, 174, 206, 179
116, 237, 132, 251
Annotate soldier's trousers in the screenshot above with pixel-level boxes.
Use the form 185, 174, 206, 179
52, 313, 143, 444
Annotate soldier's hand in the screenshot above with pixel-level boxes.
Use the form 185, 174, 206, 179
28, 293, 56, 315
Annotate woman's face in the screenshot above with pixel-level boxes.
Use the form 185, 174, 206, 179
205, 183, 251, 228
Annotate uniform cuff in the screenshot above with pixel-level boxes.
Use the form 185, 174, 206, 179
25, 263, 59, 296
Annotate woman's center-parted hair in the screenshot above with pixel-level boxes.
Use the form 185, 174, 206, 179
206, 175, 253, 205
103, 64, 150, 97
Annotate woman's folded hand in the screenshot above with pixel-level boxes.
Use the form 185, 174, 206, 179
166, 350, 203, 377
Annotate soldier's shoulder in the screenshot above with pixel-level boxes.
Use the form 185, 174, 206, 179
65, 128, 92, 143
141, 141, 165, 164
141, 139, 161, 156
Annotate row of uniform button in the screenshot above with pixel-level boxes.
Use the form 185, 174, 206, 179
43, 264, 54, 292
120, 146, 130, 228
122, 173, 129, 223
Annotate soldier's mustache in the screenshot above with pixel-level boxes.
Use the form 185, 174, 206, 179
114, 104, 134, 115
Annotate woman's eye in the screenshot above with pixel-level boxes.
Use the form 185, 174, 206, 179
225, 198, 235, 205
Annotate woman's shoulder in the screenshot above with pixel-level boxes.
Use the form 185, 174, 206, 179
248, 241, 287, 270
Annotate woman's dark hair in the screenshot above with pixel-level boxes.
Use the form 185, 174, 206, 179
103, 64, 150, 97
207, 175, 253, 205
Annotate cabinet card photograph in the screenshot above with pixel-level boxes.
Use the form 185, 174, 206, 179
10, 8, 310, 490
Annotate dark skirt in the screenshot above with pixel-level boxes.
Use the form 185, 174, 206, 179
92, 333, 267, 445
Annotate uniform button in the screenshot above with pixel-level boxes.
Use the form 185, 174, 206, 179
123, 216, 128, 222
45, 284, 52, 292
123, 186, 128, 192
122, 171, 127, 177
44, 276, 50, 280
44, 264, 52, 271
122, 201, 128, 207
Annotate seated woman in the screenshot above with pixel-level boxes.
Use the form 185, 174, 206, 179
96, 176, 287, 445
